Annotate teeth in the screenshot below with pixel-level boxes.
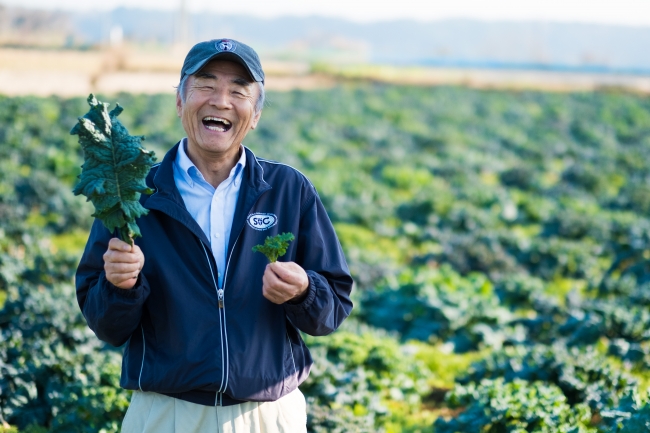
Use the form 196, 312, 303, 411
203, 116, 231, 125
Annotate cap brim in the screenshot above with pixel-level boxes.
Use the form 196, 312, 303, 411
184, 52, 263, 83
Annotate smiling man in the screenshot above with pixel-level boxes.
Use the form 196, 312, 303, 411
75, 39, 354, 433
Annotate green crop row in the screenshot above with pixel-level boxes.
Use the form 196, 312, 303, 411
1, 85, 650, 431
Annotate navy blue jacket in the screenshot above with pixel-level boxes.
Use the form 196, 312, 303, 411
76, 143, 354, 405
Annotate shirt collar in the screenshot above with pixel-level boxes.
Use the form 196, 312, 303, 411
175, 138, 247, 188
230, 145, 247, 186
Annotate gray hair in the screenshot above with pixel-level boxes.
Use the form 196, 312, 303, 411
177, 74, 265, 114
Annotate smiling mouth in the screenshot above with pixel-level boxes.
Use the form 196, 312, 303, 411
202, 116, 232, 132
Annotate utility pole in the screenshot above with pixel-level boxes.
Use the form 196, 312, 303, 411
176, 0, 190, 47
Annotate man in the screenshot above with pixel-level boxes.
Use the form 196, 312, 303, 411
76, 39, 354, 432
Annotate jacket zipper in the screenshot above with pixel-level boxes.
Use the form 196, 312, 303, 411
199, 242, 227, 405
216, 234, 241, 403
217, 289, 224, 308
214, 186, 268, 404
200, 231, 244, 406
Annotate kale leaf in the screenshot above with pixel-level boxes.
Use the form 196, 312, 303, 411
71, 94, 156, 245
252, 232, 295, 263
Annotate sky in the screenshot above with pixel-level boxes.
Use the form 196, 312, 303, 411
3, 0, 650, 26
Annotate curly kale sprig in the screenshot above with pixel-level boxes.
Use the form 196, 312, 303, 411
252, 232, 295, 263
71, 94, 157, 245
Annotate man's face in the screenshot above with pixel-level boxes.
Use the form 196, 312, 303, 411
176, 60, 261, 161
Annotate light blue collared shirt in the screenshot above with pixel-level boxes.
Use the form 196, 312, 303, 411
173, 139, 246, 289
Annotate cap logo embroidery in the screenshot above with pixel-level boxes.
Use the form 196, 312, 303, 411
216, 39, 236, 52
247, 213, 277, 231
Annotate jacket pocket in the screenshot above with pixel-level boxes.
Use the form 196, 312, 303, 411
283, 319, 301, 393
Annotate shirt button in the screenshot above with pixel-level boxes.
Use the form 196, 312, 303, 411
214, 233, 220, 238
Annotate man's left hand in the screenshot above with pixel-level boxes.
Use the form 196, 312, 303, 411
262, 261, 309, 304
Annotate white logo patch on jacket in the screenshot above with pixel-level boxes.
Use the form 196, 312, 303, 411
247, 213, 278, 231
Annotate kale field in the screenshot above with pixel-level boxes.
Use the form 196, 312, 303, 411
1, 85, 650, 432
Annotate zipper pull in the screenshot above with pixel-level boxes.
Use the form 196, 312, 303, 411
217, 289, 224, 308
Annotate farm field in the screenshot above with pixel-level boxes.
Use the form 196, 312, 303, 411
2, 47, 650, 97
1, 84, 649, 432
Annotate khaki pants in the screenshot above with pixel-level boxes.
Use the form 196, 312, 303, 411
121, 389, 307, 433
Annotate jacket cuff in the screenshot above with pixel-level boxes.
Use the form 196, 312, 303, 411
102, 273, 146, 299
285, 272, 317, 310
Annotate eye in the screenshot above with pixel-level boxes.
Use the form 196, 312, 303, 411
192, 84, 213, 92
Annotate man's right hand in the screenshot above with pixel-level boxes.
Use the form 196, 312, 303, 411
103, 238, 145, 289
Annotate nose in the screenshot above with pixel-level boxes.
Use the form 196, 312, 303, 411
209, 86, 232, 110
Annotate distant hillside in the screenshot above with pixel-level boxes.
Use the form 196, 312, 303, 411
2, 5, 650, 73
77, 9, 650, 73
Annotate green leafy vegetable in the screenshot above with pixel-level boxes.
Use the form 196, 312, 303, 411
252, 232, 295, 263
71, 94, 156, 245
435, 378, 596, 433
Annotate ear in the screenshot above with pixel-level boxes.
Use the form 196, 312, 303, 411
250, 110, 262, 130
175, 92, 183, 118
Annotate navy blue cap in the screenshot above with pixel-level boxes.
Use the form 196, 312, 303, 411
180, 38, 265, 84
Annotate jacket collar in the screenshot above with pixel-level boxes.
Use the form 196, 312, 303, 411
229, 146, 272, 255
148, 141, 269, 197
149, 141, 183, 203
143, 141, 272, 253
